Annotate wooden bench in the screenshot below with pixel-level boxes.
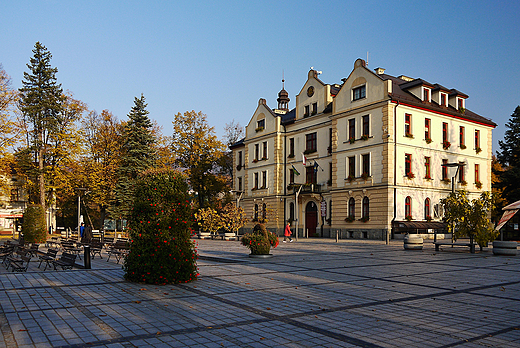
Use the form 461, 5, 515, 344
90, 241, 103, 259
4, 249, 26, 269
38, 249, 58, 271
0, 245, 15, 264
61, 241, 83, 260
434, 242, 476, 254
52, 253, 77, 270
107, 241, 129, 264
9, 255, 31, 272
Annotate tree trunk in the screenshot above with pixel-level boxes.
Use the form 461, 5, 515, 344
38, 146, 47, 228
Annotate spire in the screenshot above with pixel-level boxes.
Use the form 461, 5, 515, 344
277, 72, 290, 111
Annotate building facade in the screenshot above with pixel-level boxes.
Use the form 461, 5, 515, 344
231, 59, 496, 240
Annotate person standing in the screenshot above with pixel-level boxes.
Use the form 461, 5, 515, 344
283, 222, 293, 243
80, 222, 85, 239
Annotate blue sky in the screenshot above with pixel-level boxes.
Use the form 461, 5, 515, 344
1, 0, 519, 153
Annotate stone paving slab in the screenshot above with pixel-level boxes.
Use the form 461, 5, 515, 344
1, 239, 519, 347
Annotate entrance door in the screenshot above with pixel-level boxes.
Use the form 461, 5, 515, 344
305, 201, 318, 237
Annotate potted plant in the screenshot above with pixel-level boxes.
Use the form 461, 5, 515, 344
460, 180, 468, 186
475, 181, 482, 189
359, 216, 369, 223
424, 175, 432, 181
405, 215, 413, 221
425, 137, 432, 144
475, 147, 482, 154
252, 158, 258, 163
405, 133, 414, 139
255, 126, 264, 132
460, 144, 467, 150
347, 174, 355, 182
241, 223, 279, 257
443, 141, 451, 150
361, 172, 369, 181
442, 178, 451, 185
361, 134, 369, 141
349, 137, 356, 144
406, 172, 415, 179
426, 215, 432, 222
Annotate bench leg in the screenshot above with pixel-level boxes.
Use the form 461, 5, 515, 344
435, 244, 440, 251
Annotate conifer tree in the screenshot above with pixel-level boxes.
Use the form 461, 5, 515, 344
111, 94, 156, 220
18, 42, 65, 214
497, 106, 520, 204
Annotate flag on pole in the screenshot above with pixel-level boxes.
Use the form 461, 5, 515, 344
302, 152, 307, 166
291, 165, 300, 176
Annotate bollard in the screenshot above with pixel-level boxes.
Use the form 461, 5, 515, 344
84, 245, 91, 269
336, 230, 339, 243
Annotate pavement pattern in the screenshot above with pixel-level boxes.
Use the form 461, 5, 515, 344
0, 239, 519, 347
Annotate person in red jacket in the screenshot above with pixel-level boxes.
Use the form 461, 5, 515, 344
283, 222, 293, 243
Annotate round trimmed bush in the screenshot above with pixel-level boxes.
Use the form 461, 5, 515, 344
22, 205, 47, 243
123, 168, 198, 284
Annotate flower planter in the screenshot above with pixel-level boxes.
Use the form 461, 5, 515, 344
404, 236, 423, 250
492, 241, 518, 256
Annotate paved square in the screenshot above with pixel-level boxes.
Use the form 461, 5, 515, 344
1, 239, 519, 347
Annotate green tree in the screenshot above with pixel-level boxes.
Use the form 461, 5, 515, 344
18, 42, 66, 215
111, 95, 156, 219
171, 111, 227, 208
440, 190, 496, 247
124, 168, 197, 284
497, 106, 520, 205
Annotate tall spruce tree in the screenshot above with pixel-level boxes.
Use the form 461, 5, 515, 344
111, 95, 156, 219
497, 106, 520, 204
18, 42, 65, 214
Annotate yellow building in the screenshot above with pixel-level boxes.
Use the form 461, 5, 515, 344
231, 59, 496, 240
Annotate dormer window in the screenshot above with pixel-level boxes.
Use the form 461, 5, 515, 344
440, 93, 447, 107
304, 105, 310, 117
457, 98, 465, 110
311, 102, 317, 115
423, 88, 430, 102
352, 85, 366, 101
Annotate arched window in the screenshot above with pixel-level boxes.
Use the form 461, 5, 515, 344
289, 202, 295, 221
405, 196, 412, 219
348, 197, 355, 218
254, 204, 259, 221
362, 197, 369, 219
262, 203, 267, 221
424, 198, 431, 220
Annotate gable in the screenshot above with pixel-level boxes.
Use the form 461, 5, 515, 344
245, 98, 279, 138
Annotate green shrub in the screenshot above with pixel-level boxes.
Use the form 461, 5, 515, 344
123, 168, 198, 284
22, 205, 47, 243
241, 223, 279, 255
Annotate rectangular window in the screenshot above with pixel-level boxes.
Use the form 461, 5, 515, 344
405, 114, 412, 136
262, 141, 267, 159
362, 115, 370, 137
306, 132, 317, 152
352, 85, 366, 101
475, 129, 480, 150
289, 138, 294, 157
254, 144, 259, 160
405, 154, 412, 176
348, 119, 356, 141
348, 156, 355, 178
425, 157, 431, 179
458, 98, 464, 110
304, 105, 310, 117
290, 167, 295, 183
312, 102, 317, 115
306, 166, 316, 184
423, 88, 430, 102
329, 162, 333, 184
458, 162, 465, 183
238, 151, 242, 167
257, 119, 265, 130
238, 177, 242, 191
460, 126, 465, 148
362, 154, 370, 176
440, 93, 447, 106
425, 118, 431, 140
442, 122, 448, 143
475, 164, 480, 183
262, 171, 267, 188
254, 172, 259, 189
442, 159, 448, 180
